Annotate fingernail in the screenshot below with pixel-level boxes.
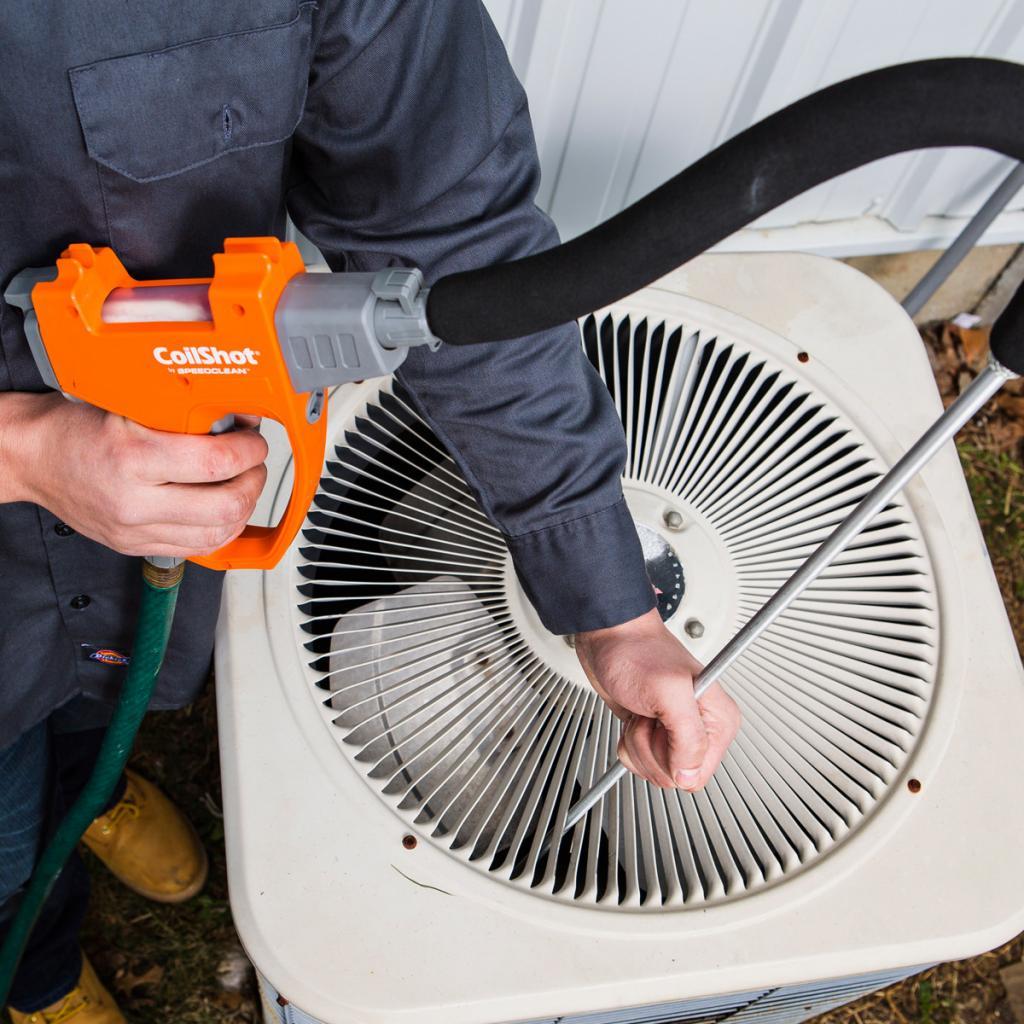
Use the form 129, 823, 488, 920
675, 769, 700, 787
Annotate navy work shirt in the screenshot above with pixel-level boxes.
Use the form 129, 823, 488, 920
0, 0, 655, 750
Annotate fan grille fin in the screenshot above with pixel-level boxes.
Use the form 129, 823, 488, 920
294, 309, 939, 910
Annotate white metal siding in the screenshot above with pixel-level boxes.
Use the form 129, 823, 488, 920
483, 0, 1024, 254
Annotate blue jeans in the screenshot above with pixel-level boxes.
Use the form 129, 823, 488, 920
0, 698, 125, 1013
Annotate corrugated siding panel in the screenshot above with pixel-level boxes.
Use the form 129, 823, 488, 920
258, 966, 926, 1024
483, 0, 1024, 252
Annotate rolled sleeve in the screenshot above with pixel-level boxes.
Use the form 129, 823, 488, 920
506, 498, 655, 635
289, 0, 654, 633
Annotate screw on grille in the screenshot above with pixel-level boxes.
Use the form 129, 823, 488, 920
662, 507, 687, 531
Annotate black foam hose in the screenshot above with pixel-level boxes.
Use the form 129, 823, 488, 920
991, 273, 1024, 370
426, 57, 1024, 375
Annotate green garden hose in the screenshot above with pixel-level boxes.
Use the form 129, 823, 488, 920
0, 560, 184, 1009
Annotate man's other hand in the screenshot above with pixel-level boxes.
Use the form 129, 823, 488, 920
6, 393, 268, 559
574, 607, 740, 790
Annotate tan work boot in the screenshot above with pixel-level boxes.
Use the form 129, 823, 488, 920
82, 769, 207, 903
7, 953, 124, 1023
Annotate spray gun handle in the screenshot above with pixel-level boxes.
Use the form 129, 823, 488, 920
188, 396, 328, 571
10, 239, 331, 571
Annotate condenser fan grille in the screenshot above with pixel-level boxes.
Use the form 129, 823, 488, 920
295, 306, 938, 910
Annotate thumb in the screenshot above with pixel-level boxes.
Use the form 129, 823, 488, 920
663, 696, 709, 790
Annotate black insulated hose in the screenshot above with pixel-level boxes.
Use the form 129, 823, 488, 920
426, 57, 1024, 375
991, 271, 1024, 367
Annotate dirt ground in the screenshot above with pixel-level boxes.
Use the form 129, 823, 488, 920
77, 320, 1024, 1024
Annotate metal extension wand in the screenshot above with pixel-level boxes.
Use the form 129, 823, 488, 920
559, 356, 1017, 838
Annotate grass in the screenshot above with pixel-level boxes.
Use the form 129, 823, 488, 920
80, 693, 259, 1022
74, 336, 1023, 1024
959, 443, 1024, 641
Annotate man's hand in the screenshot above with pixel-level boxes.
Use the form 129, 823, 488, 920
574, 607, 740, 791
2, 393, 268, 558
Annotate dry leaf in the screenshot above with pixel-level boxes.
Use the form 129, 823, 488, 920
946, 321, 991, 369
217, 944, 255, 992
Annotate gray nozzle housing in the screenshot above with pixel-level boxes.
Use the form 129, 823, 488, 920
4, 267, 61, 391
275, 268, 440, 396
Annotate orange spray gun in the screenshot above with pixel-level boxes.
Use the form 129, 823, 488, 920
4, 237, 440, 570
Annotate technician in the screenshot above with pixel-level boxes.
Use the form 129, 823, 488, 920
0, 3, 740, 1020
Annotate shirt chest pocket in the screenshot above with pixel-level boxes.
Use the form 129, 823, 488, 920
69, 4, 315, 183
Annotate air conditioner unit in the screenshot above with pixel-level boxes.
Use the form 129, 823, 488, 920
216, 252, 1024, 1024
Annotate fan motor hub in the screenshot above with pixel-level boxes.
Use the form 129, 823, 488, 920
634, 523, 686, 621
623, 483, 739, 651
504, 483, 738, 688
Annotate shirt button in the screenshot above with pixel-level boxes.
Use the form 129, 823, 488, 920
54, 523, 75, 537
70, 595, 91, 610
